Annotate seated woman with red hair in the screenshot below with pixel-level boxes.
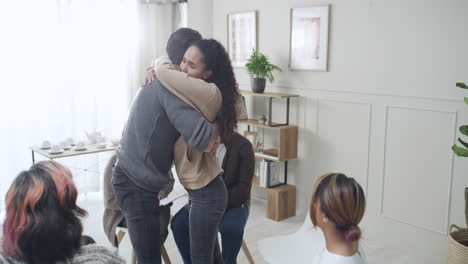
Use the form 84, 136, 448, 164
0, 161, 124, 264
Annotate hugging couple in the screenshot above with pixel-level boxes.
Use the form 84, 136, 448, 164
112, 27, 240, 264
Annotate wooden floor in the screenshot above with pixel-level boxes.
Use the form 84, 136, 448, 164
79, 193, 304, 264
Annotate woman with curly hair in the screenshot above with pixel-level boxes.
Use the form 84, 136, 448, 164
148, 38, 240, 263
0, 161, 124, 264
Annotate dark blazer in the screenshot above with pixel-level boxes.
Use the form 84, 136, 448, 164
221, 132, 255, 209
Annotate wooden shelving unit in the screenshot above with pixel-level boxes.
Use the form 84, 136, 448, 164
239, 119, 298, 162
240, 90, 299, 221
240, 90, 298, 127
240, 90, 300, 99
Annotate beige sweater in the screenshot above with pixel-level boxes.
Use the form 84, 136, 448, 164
155, 57, 223, 190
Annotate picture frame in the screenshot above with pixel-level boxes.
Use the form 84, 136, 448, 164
227, 11, 257, 67
289, 5, 330, 71
243, 131, 257, 150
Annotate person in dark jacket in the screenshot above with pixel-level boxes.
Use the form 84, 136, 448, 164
171, 132, 255, 264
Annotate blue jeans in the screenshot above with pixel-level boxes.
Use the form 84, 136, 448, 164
174, 176, 228, 264
172, 203, 249, 264
112, 164, 161, 264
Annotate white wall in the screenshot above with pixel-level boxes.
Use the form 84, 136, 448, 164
135, 4, 176, 97
187, 0, 213, 38
213, 0, 468, 99
208, 0, 468, 262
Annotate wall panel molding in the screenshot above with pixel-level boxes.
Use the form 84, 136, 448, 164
316, 99, 372, 196
380, 106, 457, 235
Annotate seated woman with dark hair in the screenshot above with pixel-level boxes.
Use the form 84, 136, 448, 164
0, 161, 124, 264
310, 173, 368, 264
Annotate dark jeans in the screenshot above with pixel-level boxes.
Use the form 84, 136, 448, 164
118, 202, 172, 245
219, 205, 249, 264
112, 164, 161, 264
184, 176, 228, 264
172, 203, 249, 264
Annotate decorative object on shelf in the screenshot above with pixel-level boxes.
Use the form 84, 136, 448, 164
257, 113, 268, 124
257, 160, 283, 188
289, 5, 330, 71
246, 49, 281, 93
235, 95, 248, 120
243, 131, 257, 149
228, 11, 257, 67
255, 140, 263, 152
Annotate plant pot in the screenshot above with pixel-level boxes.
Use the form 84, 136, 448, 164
252, 78, 266, 93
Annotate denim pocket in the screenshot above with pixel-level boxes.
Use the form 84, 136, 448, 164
111, 166, 128, 187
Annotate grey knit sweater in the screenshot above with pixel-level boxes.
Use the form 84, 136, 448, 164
0, 244, 125, 264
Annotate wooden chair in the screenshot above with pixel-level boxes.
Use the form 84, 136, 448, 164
115, 227, 252, 264
242, 239, 255, 264
116, 226, 171, 264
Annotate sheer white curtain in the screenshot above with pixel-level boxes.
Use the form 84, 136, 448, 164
0, 0, 144, 203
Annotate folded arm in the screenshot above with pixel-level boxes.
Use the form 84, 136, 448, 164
154, 56, 222, 123
158, 82, 218, 152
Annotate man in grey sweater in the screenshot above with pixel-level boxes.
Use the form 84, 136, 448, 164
112, 28, 217, 264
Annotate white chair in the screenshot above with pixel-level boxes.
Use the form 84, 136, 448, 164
257, 212, 325, 264
257, 212, 409, 264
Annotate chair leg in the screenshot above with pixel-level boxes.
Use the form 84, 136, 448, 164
131, 249, 137, 264
116, 230, 126, 246
241, 239, 255, 264
161, 245, 171, 264
116, 229, 170, 264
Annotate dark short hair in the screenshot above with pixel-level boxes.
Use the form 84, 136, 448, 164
2, 161, 87, 263
166, 28, 202, 65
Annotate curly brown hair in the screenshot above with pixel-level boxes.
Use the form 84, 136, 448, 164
191, 39, 240, 142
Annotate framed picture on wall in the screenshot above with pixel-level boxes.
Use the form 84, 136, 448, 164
289, 5, 330, 71
227, 11, 257, 67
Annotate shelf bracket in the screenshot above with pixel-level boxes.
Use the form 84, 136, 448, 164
268, 97, 290, 127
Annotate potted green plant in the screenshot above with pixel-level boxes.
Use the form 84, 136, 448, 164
245, 49, 281, 93
451, 82, 468, 228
